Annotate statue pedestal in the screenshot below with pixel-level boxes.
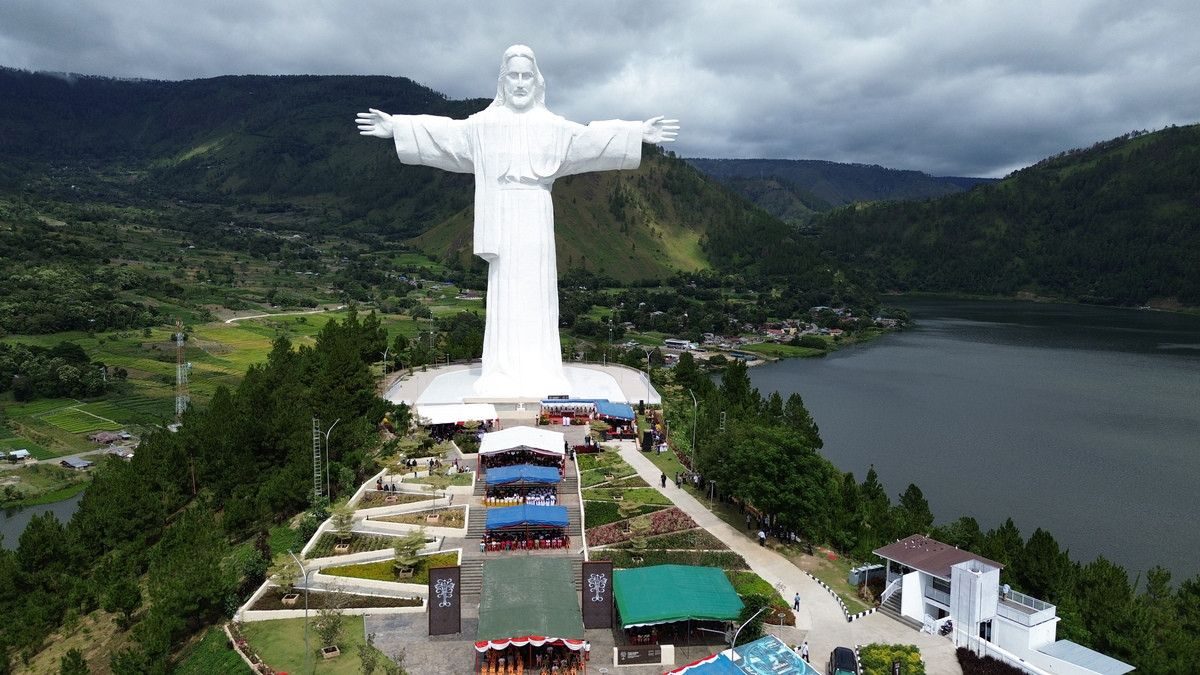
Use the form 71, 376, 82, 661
384, 363, 660, 406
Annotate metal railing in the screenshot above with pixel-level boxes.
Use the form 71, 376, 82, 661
880, 578, 902, 604
998, 589, 1057, 626
924, 585, 951, 606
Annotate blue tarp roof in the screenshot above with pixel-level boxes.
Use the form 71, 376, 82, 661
667, 636, 819, 675
595, 400, 635, 420
485, 504, 569, 530
485, 464, 562, 486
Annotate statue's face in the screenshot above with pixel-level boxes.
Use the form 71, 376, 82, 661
503, 56, 536, 110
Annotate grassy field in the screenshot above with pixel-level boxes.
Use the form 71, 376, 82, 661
174, 627, 252, 675
0, 309, 432, 457
241, 617, 369, 675
738, 342, 826, 359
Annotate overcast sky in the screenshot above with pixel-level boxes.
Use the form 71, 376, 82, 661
2, 0, 1198, 177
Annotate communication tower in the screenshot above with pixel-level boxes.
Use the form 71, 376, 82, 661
175, 319, 191, 421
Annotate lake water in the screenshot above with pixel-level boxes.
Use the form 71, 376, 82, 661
0, 491, 83, 550
748, 298, 1200, 581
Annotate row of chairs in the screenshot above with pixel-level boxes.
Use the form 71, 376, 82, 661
482, 536, 570, 552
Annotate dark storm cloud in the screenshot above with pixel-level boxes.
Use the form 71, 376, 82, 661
2, 0, 1198, 176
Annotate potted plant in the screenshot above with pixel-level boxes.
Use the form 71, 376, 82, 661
271, 561, 301, 607
393, 528, 426, 580
330, 503, 354, 554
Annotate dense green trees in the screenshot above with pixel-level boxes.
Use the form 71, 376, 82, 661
0, 341, 110, 400
819, 125, 1200, 306
678, 362, 1200, 672
0, 309, 400, 671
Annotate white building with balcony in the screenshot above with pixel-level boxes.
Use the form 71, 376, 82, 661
875, 535, 1133, 675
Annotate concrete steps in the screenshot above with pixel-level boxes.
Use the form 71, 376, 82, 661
878, 593, 924, 631
460, 554, 584, 598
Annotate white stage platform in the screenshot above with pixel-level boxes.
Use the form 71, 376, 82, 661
383, 363, 660, 407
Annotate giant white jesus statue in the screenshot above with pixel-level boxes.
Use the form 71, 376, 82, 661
357, 45, 678, 398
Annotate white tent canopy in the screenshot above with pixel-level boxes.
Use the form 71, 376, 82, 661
415, 403, 498, 427
479, 426, 565, 456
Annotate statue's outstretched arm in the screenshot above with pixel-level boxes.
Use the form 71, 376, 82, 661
642, 116, 680, 144
356, 108, 395, 139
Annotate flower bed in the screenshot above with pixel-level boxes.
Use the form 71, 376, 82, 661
610, 527, 728, 551
586, 507, 697, 546
321, 551, 460, 585
583, 501, 665, 529
374, 506, 466, 529
356, 490, 437, 508
250, 587, 422, 611
307, 532, 430, 559
590, 549, 749, 570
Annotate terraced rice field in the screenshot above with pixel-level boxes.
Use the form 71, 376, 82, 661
39, 407, 122, 433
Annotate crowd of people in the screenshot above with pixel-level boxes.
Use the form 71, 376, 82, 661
481, 530, 569, 552
482, 450, 563, 472
479, 644, 588, 675
484, 486, 557, 507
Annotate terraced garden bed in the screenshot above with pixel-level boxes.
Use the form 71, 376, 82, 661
306, 532, 431, 559
321, 551, 460, 584
590, 549, 749, 570
608, 527, 728, 551
356, 490, 437, 508
580, 486, 671, 505
373, 506, 466, 529
582, 501, 665, 529
250, 587, 423, 611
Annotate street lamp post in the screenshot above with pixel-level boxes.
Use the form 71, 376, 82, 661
641, 347, 653, 405
688, 388, 698, 471
730, 605, 769, 650
381, 344, 390, 376
288, 550, 315, 672
322, 418, 341, 500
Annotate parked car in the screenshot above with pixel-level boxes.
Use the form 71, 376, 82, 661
828, 646, 858, 675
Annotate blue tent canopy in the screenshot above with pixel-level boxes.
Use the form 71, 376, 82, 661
485, 464, 562, 486
485, 505, 569, 530
595, 400, 635, 421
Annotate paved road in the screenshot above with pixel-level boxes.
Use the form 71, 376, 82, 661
222, 304, 346, 324
616, 441, 963, 675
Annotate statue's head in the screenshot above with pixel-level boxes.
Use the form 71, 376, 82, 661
492, 44, 545, 111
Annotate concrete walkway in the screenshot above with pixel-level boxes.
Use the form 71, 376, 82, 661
615, 442, 962, 674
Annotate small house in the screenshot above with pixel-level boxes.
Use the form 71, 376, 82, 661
7, 449, 31, 461
60, 457, 93, 470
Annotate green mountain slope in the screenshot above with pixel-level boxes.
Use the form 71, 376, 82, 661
687, 157, 995, 222
817, 126, 1200, 305
0, 67, 829, 284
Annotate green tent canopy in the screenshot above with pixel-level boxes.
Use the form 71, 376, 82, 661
613, 565, 744, 628
476, 557, 585, 643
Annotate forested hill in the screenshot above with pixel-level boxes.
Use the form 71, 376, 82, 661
0, 67, 831, 285
818, 125, 1200, 306
686, 157, 995, 222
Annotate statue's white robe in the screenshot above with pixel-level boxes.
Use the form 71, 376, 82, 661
391, 105, 642, 398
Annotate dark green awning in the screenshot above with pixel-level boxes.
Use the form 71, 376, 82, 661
613, 565, 743, 628
476, 557, 584, 641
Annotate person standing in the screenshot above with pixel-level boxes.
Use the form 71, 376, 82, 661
757, 529, 766, 546
660, 472, 667, 488
792, 591, 801, 611
800, 641, 809, 662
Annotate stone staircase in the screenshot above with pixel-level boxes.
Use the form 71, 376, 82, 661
459, 554, 584, 599
457, 457, 586, 600
878, 592, 924, 631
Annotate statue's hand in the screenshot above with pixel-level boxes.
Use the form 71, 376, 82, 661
642, 115, 679, 144
356, 108, 395, 139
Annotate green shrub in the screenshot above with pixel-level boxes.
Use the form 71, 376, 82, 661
583, 501, 664, 529
861, 644, 925, 675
